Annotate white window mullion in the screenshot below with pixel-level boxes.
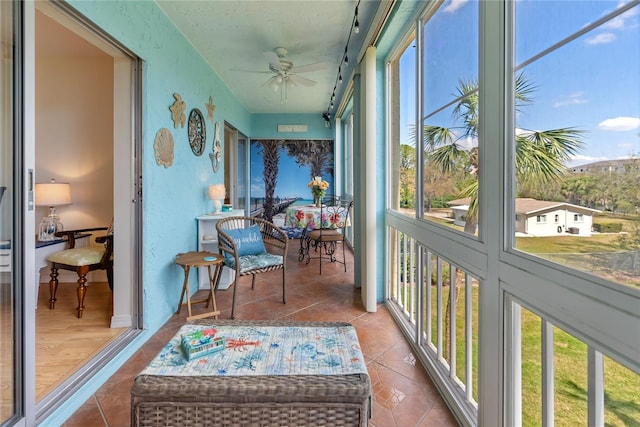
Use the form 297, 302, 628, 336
587, 347, 604, 427
542, 319, 554, 427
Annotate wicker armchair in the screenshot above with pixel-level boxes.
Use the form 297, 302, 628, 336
216, 216, 288, 318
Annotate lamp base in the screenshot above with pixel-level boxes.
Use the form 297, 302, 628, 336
212, 199, 223, 213
38, 213, 63, 241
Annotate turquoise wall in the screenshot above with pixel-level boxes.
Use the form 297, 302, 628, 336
68, 0, 251, 333
45, 1, 251, 423
251, 113, 333, 139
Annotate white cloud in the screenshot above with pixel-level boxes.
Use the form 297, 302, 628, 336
443, 0, 469, 14
553, 92, 588, 108
598, 116, 640, 131
585, 32, 616, 45
600, 1, 639, 30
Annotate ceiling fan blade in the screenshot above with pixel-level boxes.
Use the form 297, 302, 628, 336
289, 62, 328, 74
229, 68, 271, 74
261, 75, 277, 88
288, 74, 316, 87
263, 51, 282, 71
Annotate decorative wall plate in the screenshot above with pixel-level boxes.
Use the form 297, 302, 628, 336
188, 108, 206, 156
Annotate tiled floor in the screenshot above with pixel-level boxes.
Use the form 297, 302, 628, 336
63, 242, 459, 426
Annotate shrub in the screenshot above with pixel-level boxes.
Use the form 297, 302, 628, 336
593, 223, 622, 233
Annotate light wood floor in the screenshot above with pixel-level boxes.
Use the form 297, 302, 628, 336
35, 281, 127, 400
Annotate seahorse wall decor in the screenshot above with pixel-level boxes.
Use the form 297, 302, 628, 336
209, 121, 222, 172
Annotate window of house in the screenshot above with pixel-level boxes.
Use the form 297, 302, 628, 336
536, 215, 547, 223
554, 214, 559, 223
574, 214, 584, 222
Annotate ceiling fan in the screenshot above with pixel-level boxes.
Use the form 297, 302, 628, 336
242, 47, 327, 101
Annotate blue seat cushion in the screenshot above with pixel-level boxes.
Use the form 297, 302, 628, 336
225, 225, 266, 257
224, 253, 283, 273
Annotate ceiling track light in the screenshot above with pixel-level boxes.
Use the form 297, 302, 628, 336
326, 0, 360, 114
354, 6, 360, 34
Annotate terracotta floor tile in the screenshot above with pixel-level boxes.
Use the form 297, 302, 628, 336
64, 244, 458, 427
63, 397, 105, 426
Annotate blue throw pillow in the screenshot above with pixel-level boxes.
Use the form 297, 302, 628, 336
225, 225, 266, 257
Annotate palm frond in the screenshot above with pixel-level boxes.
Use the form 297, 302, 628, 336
429, 144, 465, 173
423, 125, 455, 150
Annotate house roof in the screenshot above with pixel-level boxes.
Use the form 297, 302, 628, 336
515, 198, 600, 215
448, 197, 601, 215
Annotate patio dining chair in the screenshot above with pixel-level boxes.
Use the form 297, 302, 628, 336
305, 198, 353, 274
216, 216, 288, 319
46, 222, 113, 318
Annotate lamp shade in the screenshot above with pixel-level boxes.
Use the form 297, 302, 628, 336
208, 184, 226, 200
35, 181, 72, 207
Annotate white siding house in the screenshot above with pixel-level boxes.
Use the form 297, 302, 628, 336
514, 198, 600, 236
449, 198, 601, 236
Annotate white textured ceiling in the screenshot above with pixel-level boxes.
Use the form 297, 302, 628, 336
157, 1, 377, 115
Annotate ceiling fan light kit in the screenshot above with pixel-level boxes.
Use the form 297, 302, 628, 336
242, 47, 328, 103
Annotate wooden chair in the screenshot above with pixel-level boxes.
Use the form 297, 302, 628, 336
47, 225, 113, 318
305, 198, 353, 274
216, 216, 288, 319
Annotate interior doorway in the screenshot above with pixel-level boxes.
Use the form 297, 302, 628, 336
223, 122, 248, 213
32, 2, 142, 420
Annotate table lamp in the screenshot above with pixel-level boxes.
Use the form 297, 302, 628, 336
35, 179, 72, 241
208, 184, 226, 213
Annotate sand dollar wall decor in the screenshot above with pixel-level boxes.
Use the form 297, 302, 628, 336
154, 128, 174, 167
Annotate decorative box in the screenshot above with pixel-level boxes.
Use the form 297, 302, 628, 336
180, 327, 225, 361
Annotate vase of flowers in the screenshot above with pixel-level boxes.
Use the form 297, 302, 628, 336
308, 176, 329, 207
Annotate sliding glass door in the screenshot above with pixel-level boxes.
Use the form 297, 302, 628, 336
0, 1, 20, 424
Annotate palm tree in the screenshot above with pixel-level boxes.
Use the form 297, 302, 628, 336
422, 72, 584, 234
285, 140, 334, 185
255, 139, 281, 222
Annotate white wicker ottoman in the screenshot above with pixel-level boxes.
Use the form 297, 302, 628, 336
131, 320, 371, 427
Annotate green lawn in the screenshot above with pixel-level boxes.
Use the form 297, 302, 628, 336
515, 234, 621, 254
419, 285, 640, 426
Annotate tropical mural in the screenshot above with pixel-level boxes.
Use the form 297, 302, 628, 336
250, 139, 334, 221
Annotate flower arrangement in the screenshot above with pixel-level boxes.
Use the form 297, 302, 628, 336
308, 176, 330, 205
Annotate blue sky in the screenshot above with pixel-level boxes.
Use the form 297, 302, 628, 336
400, 0, 640, 167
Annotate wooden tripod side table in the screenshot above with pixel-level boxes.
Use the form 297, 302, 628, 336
175, 251, 223, 321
